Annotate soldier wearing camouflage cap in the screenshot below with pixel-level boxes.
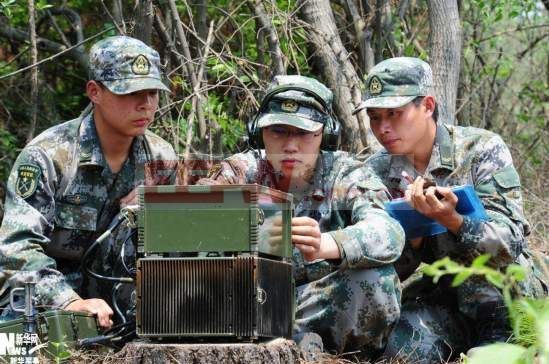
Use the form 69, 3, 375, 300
360, 57, 547, 362
198, 75, 405, 357
0, 36, 177, 329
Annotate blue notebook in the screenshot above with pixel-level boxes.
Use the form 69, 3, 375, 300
385, 185, 489, 239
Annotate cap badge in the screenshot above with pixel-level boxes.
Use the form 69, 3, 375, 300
369, 76, 383, 95
132, 54, 150, 75
281, 100, 299, 113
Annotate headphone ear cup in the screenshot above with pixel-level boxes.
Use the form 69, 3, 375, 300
247, 117, 264, 149
321, 116, 341, 151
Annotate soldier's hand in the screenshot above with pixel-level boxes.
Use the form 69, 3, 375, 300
291, 217, 340, 261
65, 298, 114, 329
120, 188, 138, 207
405, 177, 464, 234
264, 215, 284, 253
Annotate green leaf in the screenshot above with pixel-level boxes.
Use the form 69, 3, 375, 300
506, 264, 527, 282
485, 272, 505, 289
465, 343, 527, 364
472, 254, 491, 268
452, 270, 473, 287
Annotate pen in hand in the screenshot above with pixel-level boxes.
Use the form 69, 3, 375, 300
401, 171, 414, 184
400, 171, 425, 250
402, 171, 444, 199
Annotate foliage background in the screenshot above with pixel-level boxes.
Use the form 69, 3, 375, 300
0, 0, 547, 249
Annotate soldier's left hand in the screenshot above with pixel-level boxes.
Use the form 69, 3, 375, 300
405, 176, 464, 234
120, 188, 138, 207
291, 217, 340, 261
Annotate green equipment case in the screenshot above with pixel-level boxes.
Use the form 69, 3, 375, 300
0, 310, 99, 359
135, 184, 295, 340
137, 184, 293, 259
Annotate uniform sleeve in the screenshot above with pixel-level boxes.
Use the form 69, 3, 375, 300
456, 135, 529, 267
328, 166, 405, 269
0, 147, 81, 309
144, 137, 179, 185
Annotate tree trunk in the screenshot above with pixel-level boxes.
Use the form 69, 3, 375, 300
112, 0, 127, 34
134, 0, 154, 45
344, 0, 374, 75
108, 339, 301, 363
428, 0, 462, 125
249, 0, 286, 76
197, 0, 208, 42
374, 0, 395, 62
26, 0, 38, 143
297, 0, 369, 152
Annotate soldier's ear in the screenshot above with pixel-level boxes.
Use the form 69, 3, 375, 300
86, 80, 103, 103
423, 96, 436, 117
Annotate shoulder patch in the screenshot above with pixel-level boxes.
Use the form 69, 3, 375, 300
15, 164, 42, 199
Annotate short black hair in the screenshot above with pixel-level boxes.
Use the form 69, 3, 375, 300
412, 96, 438, 122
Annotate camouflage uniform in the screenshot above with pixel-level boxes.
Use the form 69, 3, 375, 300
0, 36, 176, 318
199, 75, 405, 355
360, 57, 547, 363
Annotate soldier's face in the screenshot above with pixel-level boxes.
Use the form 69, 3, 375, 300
87, 81, 159, 138
262, 125, 322, 179
368, 97, 435, 156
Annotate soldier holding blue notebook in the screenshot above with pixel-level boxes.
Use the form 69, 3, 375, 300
358, 57, 547, 362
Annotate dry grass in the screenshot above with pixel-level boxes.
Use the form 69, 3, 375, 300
521, 173, 548, 255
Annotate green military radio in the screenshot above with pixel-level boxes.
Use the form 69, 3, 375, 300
0, 282, 100, 360
136, 184, 295, 340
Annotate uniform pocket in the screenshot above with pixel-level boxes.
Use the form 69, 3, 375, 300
491, 165, 525, 222
493, 165, 521, 189
55, 202, 98, 231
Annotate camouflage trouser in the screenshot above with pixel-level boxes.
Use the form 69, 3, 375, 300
382, 298, 471, 363
293, 264, 401, 355
382, 275, 508, 363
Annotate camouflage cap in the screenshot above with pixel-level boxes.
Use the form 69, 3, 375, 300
354, 57, 433, 112
89, 36, 170, 95
256, 75, 332, 132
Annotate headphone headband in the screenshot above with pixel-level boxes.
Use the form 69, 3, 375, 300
247, 83, 341, 151
259, 85, 331, 116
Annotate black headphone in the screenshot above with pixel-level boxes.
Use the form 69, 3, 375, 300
247, 85, 341, 151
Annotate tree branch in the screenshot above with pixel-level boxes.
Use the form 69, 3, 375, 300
344, 0, 374, 74
478, 23, 549, 43
248, 0, 286, 76
100, 0, 126, 35
27, 0, 39, 143
183, 21, 215, 184
0, 17, 88, 69
0, 27, 115, 80
166, 0, 207, 137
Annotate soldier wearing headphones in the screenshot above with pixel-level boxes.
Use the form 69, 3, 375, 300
198, 75, 404, 358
